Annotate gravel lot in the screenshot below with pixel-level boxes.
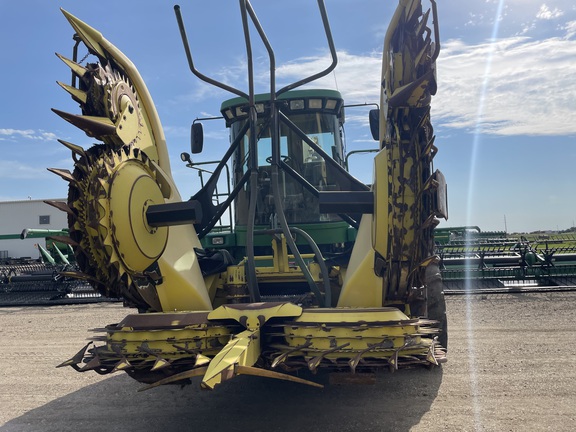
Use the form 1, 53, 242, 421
1, 292, 575, 432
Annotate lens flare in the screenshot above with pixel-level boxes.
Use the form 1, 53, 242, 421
465, 0, 506, 429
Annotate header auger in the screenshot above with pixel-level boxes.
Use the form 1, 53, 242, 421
51, 0, 447, 391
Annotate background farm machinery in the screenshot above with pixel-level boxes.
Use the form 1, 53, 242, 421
3, 225, 574, 306
436, 226, 576, 292
0, 229, 112, 305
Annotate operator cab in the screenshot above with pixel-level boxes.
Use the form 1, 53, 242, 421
222, 89, 346, 227
190, 89, 369, 256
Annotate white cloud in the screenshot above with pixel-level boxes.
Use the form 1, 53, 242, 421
536, 4, 564, 20
172, 14, 576, 139
435, 35, 576, 135
0, 129, 57, 141
0, 129, 34, 138
41, 132, 58, 141
275, 51, 382, 105
262, 29, 576, 137
563, 20, 576, 38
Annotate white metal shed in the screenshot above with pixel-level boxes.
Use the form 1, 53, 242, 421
0, 199, 67, 259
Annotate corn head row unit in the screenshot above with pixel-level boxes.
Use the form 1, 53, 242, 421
51, 0, 448, 390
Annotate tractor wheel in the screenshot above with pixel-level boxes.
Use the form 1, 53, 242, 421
426, 262, 448, 350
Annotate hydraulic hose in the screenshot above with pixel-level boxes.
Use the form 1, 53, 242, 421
270, 169, 326, 307
256, 227, 332, 307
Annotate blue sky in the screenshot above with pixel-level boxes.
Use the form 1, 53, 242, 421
1, 0, 575, 233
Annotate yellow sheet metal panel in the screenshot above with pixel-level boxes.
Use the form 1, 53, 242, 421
201, 329, 261, 389
338, 214, 383, 307
108, 160, 168, 272
372, 150, 389, 259
156, 228, 212, 311
208, 302, 303, 330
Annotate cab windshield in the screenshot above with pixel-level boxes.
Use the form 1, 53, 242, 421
232, 112, 345, 225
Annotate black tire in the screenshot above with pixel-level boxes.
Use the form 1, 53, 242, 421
425, 263, 448, 350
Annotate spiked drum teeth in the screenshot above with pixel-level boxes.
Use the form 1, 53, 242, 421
53, 11, 151, 149
51, 59, 146, 148
49, 10, 169, 310
49, 145, 167, 310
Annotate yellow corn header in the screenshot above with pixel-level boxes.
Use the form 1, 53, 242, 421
51, 0, 447, 391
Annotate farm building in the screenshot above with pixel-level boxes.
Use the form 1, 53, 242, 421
0, 199, 67, 259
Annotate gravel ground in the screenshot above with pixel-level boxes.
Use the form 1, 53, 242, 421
1, 292, 575, 432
